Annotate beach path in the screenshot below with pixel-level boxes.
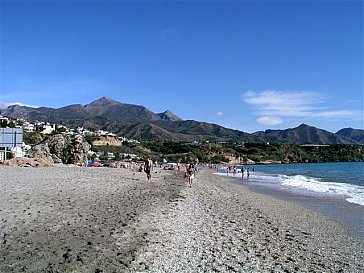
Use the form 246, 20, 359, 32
0, 166, 363, 273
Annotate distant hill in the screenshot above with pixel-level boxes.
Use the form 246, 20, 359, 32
336, 128, 364, 144
153, 120, 257, 142
251, 124, 359, 145
1, 97, 362, 144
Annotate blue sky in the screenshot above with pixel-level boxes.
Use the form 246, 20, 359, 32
0, 0, 363, 133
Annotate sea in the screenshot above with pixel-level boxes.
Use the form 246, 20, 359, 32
215, 162, 364, 236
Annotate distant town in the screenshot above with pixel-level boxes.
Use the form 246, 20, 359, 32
0, 115, 140, 162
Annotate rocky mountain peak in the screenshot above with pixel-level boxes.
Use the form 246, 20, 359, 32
157, 110, 183, 121
1, 104, 36, 118
296, 123, 311, 129
85, 97, 121, 108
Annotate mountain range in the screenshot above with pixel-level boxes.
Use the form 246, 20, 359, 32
1, 97, 363, 144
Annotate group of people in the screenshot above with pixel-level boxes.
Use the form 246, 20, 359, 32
223, 165, 254, 180
241, 167, 252, 180
140, 158, 197, 187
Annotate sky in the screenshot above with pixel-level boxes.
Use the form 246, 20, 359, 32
0, 0, 363, 133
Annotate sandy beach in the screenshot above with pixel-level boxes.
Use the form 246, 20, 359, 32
0, 165, 363, 273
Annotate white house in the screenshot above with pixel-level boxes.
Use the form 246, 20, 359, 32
41, 124, 56, 134
0, 116, 9, 123
96, 130, 109, 136
22, 121, 35, 132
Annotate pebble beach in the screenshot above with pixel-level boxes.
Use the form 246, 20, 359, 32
0, 165, 363, 273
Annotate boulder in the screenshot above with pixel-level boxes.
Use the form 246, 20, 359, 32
49, 134, 67, 157
30, 143, 53, 163
30, 134, 90, 165
66, 136, 90, 165
2, 157, 53, 167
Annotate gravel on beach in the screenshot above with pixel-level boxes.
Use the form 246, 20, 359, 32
0, 166, 363, 273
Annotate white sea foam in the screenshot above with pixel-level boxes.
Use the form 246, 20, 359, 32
280, 175, 364, 206
214, 170, 364, 206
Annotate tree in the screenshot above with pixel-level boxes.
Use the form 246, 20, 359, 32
0, 120, 8, 128
99, 151, 108, 161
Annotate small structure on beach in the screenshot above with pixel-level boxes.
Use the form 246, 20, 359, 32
0, 127, 23, 161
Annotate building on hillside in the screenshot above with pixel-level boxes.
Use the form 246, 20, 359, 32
0, 116, 9, 123
56, 124, 70, 133
22, 121, 35, 132
186, 141, 200, 147
118, 136, 128, 142
76, 127, 84, 134
94, 130, 107, 136
41, 124, 56, 134
120, 153, 138, 160
125, 139, 140, 144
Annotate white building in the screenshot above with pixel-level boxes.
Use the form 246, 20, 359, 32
0, 116, 9, 123
22, 121, 35, 132
10, 142, 31, 158
41, 124, 56, 134
11, 147, 24, 157
96, 130, 109, 136
56, 124, 70, 132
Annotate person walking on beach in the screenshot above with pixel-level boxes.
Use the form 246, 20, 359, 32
144, 157, 153, 181
187, 163, 196, 188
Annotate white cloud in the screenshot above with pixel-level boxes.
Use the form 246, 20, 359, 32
216, 111, 224, 117
312, 110, 361, 119
257, 116, 283, 126
242, 90, 325, 117
241, 90, 362, 124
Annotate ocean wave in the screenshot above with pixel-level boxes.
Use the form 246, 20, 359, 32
214, 170, 364, 206
280, 175, 364, 206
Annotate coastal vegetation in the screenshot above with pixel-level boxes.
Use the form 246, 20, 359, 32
22, 132, 364, 164
92, 139, 364, 164
168, 142, 363, 164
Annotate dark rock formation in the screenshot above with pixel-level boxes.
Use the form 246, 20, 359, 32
30, 134, 90, 165
157, 110, 183, 121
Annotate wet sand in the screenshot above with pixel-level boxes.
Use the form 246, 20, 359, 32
227, 176, 364, 238
0, 166, 363, 272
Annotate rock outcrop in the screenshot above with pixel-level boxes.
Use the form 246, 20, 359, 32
92, 135, 122, 146
2, 157, 53, 167
29, 134, 90, 165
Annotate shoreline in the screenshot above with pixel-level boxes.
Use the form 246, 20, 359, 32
245, 182, 364, 237
1, 166, 363, 272
217, 172, 364, 238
